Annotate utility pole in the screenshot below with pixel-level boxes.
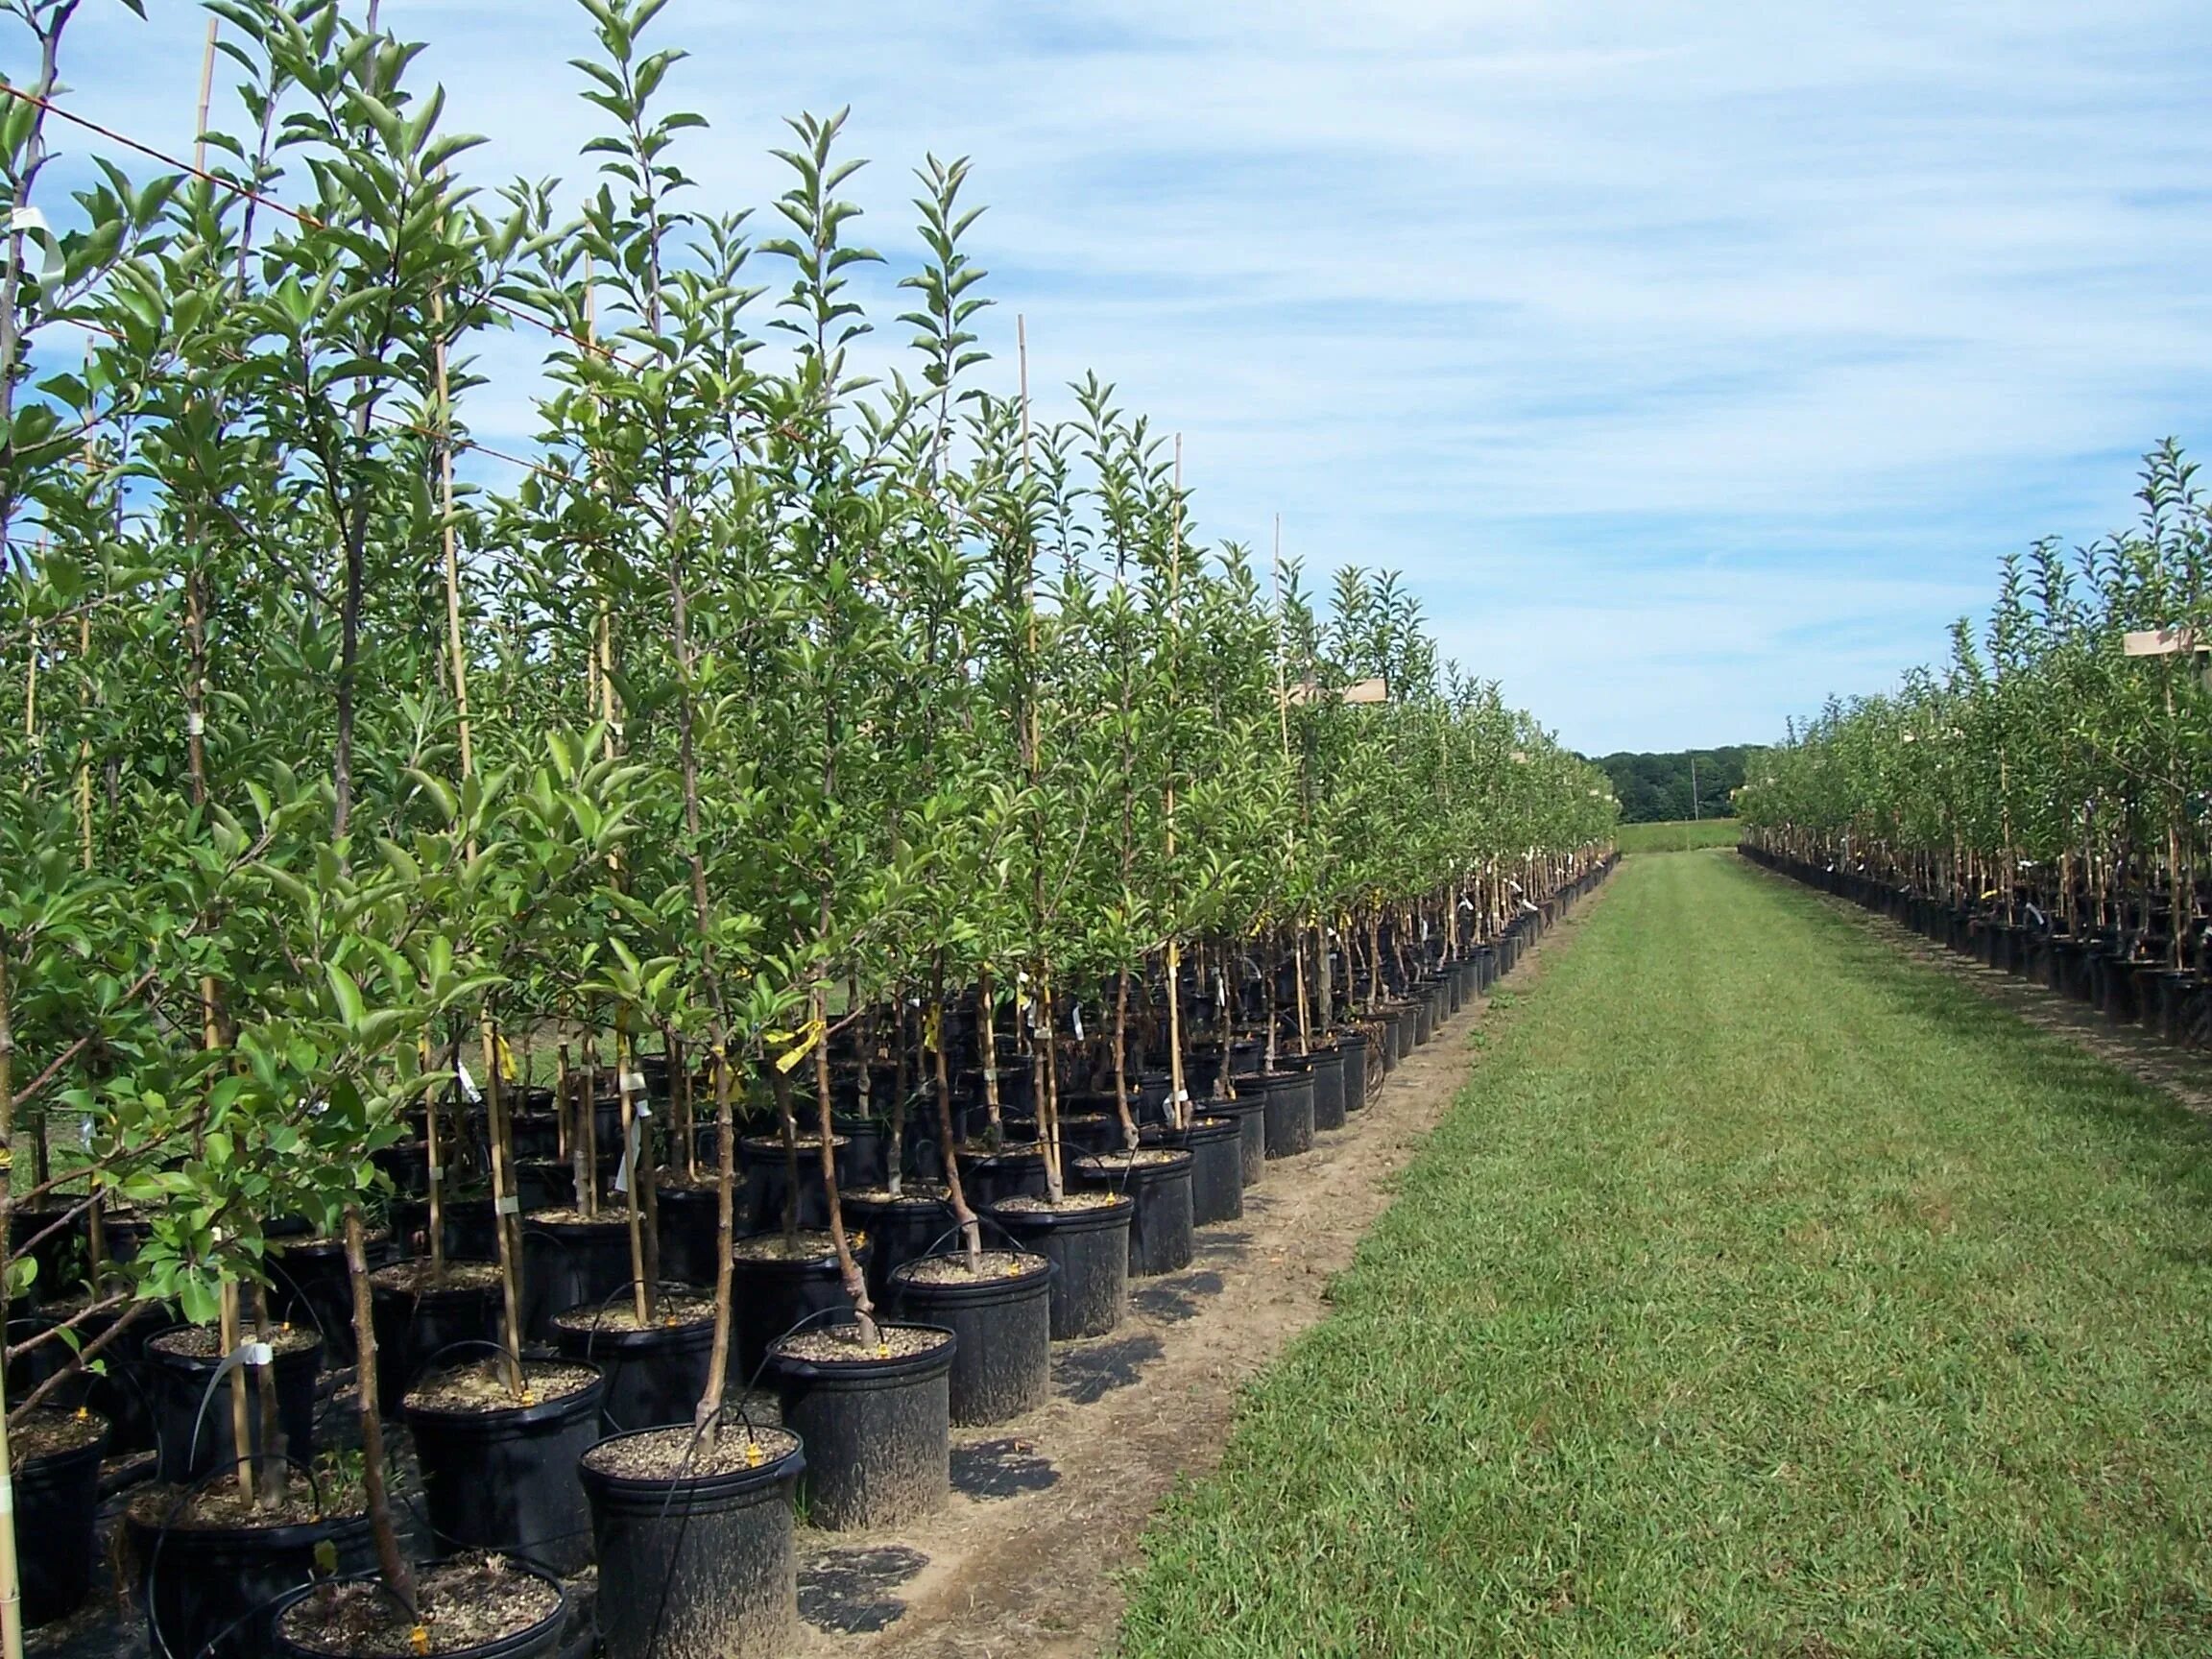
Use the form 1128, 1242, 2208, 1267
1690, 753, 1700, 821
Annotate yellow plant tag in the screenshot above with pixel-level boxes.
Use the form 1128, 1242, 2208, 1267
922, 1008, 942, 1054
495, 1032, 518, 1084
745, 1439, 764, 1468
775, 1017, 827, 1074
410, 1626, 431, 1655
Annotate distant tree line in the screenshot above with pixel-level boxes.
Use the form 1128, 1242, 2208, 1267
1587, 745, 1769, 823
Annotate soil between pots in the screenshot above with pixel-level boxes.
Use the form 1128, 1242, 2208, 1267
776, 1322, 950, 1362
405, 1358, 597, 1412
581, 1421, 801, 1480
9, 1407, 104, 1465
274, 1553, 561, 1657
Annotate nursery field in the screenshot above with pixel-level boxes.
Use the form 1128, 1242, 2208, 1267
1613, 816, 1740, 854
1119, 852, 2212, 1656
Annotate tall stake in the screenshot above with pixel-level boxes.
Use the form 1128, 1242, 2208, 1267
1163, 437, 1188, 1123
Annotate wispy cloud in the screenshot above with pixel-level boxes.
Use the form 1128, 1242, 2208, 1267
51, 0, 2212, 751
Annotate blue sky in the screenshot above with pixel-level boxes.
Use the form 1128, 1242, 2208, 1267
54, 0, 2212, 753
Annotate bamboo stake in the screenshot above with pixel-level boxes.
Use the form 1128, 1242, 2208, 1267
1163, 437, 1188, 1125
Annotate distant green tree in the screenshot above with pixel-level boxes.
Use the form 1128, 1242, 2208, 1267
1588, 745, 1768, 823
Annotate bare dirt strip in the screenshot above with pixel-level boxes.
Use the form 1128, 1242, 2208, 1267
787, 897, 1603, 1659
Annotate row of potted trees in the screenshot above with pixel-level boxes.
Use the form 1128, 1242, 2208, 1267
1739, 441, 2212, 1043
0, 0, 1619, 1653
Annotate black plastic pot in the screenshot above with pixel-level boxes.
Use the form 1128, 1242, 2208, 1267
9, 1297, 160, 1452
404, 1359, 606, 1574
1337, 1031, 1372, 1113
1298, 1048, 1348, 1132
370, 1263, 505, 1417
1144, 1115, 1242, 1226
510, 1111, 562, 1163
1255, 1070, 1316, 1161
654, 1183, 724, 1288
1071, 1150, 1194, 1276
147, 1328, 322, 1484
982, 1198, 1132, 1340
2154, 969, 2199, 1046
389, 1192, 498, 1263
739, 1134, 858, 1231
15, 1415, 108, 1629
514, 1160, 575, 1215
767, 1324, 953, 1530
128, 1498, 373, 1658
581, 1426, 805, 1659
730, 1233, 869, 1384
269, 1234, 384, 1364
843, 1188, 956, 1301
520, 1213, 635, 1340
271, 1563, 568, 1659
1211, 1096, 1267, 1186
889, 1252, 1051, 1425
955, 1144, 1052, 1209
552, 1303, 716, 1432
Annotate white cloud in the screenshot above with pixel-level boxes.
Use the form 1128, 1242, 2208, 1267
51, 0, 2212, 750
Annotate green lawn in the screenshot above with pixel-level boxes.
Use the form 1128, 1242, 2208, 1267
1615, 816, 1740, 854
1118, 853, 2212, 1656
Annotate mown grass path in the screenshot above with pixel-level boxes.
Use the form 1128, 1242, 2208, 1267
1119, 851, 2212, 1656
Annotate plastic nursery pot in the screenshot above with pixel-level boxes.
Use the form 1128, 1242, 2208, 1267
1292, 1047, 1349, 1132
1209, 1095, 1268, 1187
955, 1142, 1053, 1209
369, 1260, 506, 1418
766, 1322, 954, 1530
1071, 1148, 1194, 1277
1052, 1109, 1128, 1158
271, 1555, 568, 1659
730, 1230, 871, 1385
125, 1473, 374, 1659
1386, 1005, 1416, 1063
654, 1180, 724, 1288
513, 1160, 575, 1215
983, 1194, 1133, 1340
888, 1251, 1051, 1426
11, 1296, 161, 1453
403, 1358, 606, 1575
147, 1324, 323, 1485
12, 1410, 108, 1629
519, 1209, 635, 1341
1336, 1030, 1373, 1114
509, 1110, 561, 1163
270, 1232, 391, 1364
843, 1186, 956, 1302
1143, 1115, 1243, 1226
551, 1291, 717, 1433
581, 1425, 805, 1659
738, 1134, 851, 1232
1253, 1070, 1316, 1161
1412, 987, 1437, 1046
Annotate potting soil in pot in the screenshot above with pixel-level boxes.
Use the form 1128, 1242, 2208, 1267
273, 1552, 564, 1657
580, 1423, 805, 1659
12, 1408, 108, 1629
125, 1466, 374, 1659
